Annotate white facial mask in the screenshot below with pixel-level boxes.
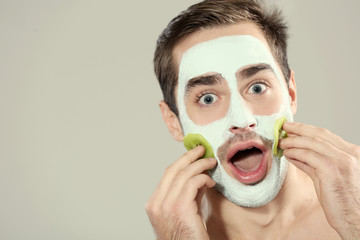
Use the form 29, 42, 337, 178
177, 35, 293, 207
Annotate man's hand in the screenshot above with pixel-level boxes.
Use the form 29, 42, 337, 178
279, 122, 360, 240
145, 146, 217, 240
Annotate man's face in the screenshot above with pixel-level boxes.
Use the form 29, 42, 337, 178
173, 23, 296, 207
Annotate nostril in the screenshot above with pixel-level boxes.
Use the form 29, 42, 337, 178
230, 123, 256, 133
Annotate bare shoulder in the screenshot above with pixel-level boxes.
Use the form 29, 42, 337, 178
284, 202, 341, 240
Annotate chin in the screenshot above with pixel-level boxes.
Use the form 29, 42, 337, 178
209, 153, 289, 208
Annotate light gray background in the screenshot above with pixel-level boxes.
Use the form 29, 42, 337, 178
1, 0, 359, 239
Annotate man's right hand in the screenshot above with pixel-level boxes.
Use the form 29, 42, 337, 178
145, 146, 217, 240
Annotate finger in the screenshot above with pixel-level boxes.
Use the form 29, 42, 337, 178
279, 135, 345, 160
283, 122, 351, 154
163, 158, 217, 207
168, 145, 206, 175
286, 133, 299, 137
286, 156, 316, 180
177, 174, 216, 209
181, 157, 217, 181
148, 146, 207, 210
283, 148, 328, 178
159, 146, 206, 188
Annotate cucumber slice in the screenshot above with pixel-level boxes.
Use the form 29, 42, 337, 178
273, 116, 288, 158
183, 133, 215, 159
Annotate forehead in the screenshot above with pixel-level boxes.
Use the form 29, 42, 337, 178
173, 22, 272, 69
178, 35, 277, 82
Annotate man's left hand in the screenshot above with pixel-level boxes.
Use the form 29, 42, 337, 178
279, 121, 360, 240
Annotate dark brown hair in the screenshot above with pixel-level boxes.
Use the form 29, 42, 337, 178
154, 0, 290, 116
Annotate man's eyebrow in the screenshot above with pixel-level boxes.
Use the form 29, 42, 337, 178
238, 63, 275, 79
185, 74, 223, 94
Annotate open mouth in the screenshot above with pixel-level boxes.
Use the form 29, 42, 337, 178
227, 142, 268, 184
230, 147, 263, 172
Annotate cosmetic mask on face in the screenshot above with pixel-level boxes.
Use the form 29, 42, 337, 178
177, 35, 294, 207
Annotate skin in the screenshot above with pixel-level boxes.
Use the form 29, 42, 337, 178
145, 22, 360, 240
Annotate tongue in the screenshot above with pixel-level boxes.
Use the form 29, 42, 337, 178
231, 148, 263, 173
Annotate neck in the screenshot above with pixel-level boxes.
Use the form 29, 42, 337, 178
204, 164, 317, 240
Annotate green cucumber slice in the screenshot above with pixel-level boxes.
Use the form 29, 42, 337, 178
273, 116, 288, 158
183, 133, 215, 159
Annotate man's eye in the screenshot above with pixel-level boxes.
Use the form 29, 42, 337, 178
199, 94, 218, 105
248, 83, 267, 94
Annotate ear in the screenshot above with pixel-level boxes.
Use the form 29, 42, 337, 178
159, 100, 184, 142
288, 70, 297, 115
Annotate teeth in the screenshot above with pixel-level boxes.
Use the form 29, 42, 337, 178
244, 147, 254, 151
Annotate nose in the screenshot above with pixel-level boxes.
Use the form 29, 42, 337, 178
227, 91, 257, 134
229, 122, 256, 134
227, 101, 257, 134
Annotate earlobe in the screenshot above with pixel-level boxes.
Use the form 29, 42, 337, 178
159, 101, 184, 142
288, 70, 297, 115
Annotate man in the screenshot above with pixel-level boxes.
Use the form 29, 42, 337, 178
146, 0, 360, 239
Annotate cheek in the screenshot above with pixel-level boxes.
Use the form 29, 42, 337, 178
247, 90, 285, 115
250, 94, 284, 115
246, 81, 287, 116
185, 96, 230, 125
